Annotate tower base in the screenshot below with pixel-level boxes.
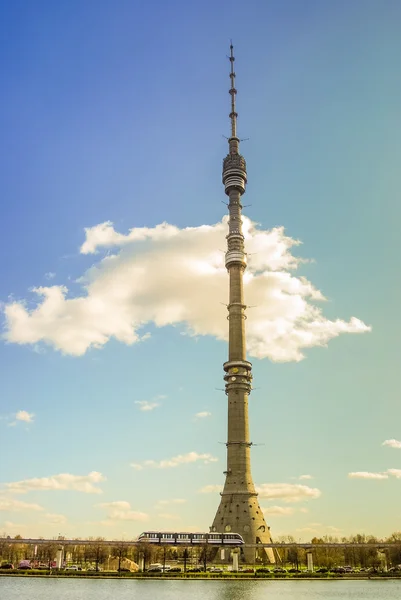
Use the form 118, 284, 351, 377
211, 492, 275, 564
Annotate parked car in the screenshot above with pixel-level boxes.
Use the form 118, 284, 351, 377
241, 568, 255, 573
0, 563, 14, 569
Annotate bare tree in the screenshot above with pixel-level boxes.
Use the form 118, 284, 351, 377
111, 543, 127, 572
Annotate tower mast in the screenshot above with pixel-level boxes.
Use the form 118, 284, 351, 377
210, 44, 274, 564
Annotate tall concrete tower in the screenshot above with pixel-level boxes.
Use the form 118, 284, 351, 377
210, 45, 274, 564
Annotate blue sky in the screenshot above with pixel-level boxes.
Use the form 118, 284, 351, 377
0, 0, 400, 541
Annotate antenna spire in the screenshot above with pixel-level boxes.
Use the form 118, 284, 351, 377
228, 43, 240, 155
229, 43, 238, 139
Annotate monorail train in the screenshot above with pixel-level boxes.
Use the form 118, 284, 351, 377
137, 532, 244, 545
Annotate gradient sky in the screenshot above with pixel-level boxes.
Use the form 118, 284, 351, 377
0, 0, 400, 542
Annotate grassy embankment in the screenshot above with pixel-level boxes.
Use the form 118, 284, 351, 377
1, 569, 400, 579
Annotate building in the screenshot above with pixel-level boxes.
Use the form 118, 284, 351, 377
210, 45, 275, 564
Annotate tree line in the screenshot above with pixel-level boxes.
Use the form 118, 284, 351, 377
1, 532, 401, 570
275, 533, 401, 569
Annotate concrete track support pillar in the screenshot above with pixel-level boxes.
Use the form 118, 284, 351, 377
306, 551, 313, 572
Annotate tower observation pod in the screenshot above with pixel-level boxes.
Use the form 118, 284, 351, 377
210, 45, 275, 565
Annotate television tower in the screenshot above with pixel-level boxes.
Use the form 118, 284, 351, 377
210, 45, 274, 564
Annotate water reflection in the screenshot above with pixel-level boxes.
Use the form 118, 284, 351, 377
214, 580, 261, 600
1, 578, 401, 600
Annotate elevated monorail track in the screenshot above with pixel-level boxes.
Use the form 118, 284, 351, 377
1, 537, 400, 550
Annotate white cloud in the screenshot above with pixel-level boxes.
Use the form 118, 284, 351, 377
0, 498, 43, 512
262, 506, 295, 516
5, 471, 106, 494
296, 527, 319, 534
45, 513, 67, 524
131, 452, 218, 470
296, 523, 342, 536
45, 272, 56, 280
199, 485, 223, 494
97, 500, 148, 522
107, 509, 148, 522
97, 501, 131, 510
2, 410, 35, 427
298, 474, 313, 480
348, 471, 388, 480
135, 401, 160, 412
382, 439, 401, 449
326, 526, 342, 533
135, 395, 165, 412
195, 411, 211, 419
130, 463, 143, 471
15, 410, 34, 423
157, 499, 186, 505
256, 483, 321, 503
2, 521, 24, 532
3, 218, 370, 362
387, 469, 401, 479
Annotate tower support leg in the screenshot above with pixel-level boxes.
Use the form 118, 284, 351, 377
306, 551, 314, 572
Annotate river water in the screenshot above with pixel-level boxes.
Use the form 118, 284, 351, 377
1, 577, 401, 600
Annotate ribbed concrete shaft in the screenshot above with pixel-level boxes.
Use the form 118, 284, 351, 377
210, 45, 274, 565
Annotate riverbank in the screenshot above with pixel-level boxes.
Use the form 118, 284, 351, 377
1, 571, 401, 580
